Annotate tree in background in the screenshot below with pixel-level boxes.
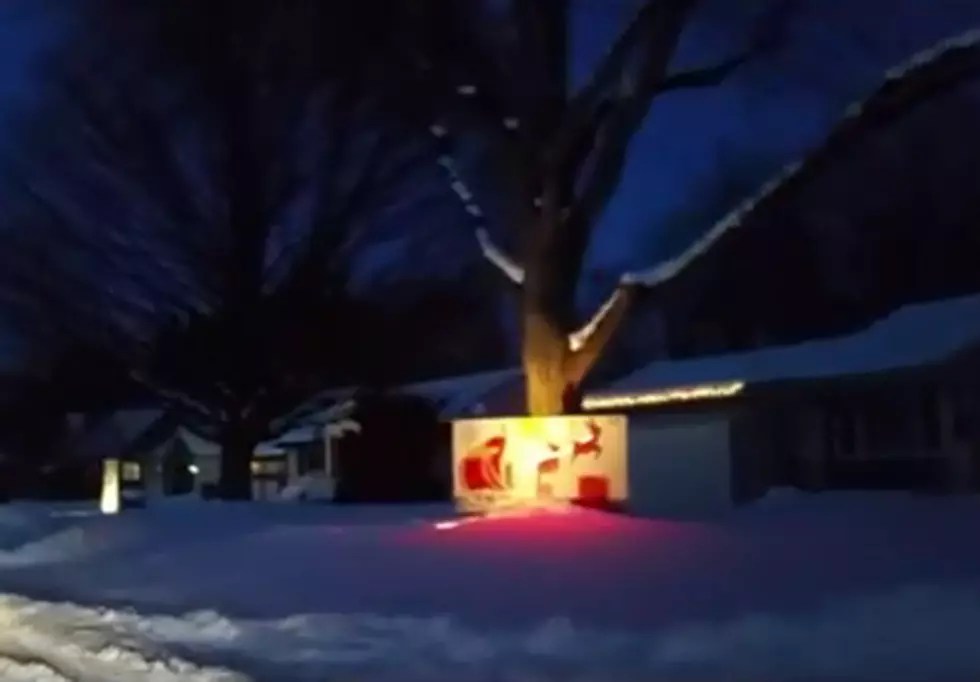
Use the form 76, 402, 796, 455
0, 0, 457, 498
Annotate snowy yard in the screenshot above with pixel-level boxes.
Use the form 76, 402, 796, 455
1, 492, 980, 680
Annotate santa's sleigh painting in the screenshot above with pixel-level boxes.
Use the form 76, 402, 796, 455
452, 415, 628, 512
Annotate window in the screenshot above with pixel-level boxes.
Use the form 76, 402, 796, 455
296, 444, 324, 475
121, 462, 141, 482
862, 391, 939, 457
251, 458, 286, 477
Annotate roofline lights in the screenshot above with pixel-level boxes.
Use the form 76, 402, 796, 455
582, 381, 746, 411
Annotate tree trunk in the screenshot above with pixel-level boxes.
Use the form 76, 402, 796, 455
219, 423, 257, 500
522, 305, 570, 416
521, 262, 635, 416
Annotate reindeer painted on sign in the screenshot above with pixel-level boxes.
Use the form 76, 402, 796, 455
535, 419, 606, 500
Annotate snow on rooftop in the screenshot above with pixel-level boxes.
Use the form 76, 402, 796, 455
271, 423, 320, 445
593, 293, 980, 397
269, 386, 357, 433
69, 408, 167, 460
176, 427, 285, 459
398, 367, 523, 418
272, 370, 522, 436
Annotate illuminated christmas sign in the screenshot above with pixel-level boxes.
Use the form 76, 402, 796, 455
581, 381, 745, 411
452, 415, 628, 512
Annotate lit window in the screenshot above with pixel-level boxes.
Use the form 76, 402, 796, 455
121, 462, 141, 482
251, 458, 286, 476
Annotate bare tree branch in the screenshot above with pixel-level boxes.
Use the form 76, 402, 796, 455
566, 284, 637, 385
476, 228, 525, 285
656, 53, 754, 93
622, 26, 980, 288
0, 0, 464, 496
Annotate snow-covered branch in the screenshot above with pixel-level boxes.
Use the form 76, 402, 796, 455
568, 286, 627, 352
129, 369, 217, 425
565, 284, 637, 385
476, 228, 525, 285
429, 125, 526, 285
622, 26, 980, 289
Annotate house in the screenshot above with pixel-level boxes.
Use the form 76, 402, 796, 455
174, 426, 335, 500
67, 408, 179, 508
267, 397, 362, 500
265, 370, 524, 502
67, 407, 336, 503
582, 293, 980, 519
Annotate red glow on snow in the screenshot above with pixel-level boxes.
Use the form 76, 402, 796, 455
410, 508, 684, 561
433, 520, 461, 530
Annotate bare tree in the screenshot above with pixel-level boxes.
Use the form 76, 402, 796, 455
0, 0, 455, 497
397, 0, 792, 414
409, 2, 980, 415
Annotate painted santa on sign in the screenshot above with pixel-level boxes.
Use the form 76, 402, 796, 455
452, 415, 627, 511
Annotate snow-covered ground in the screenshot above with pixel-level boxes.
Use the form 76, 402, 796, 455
2, 491, 980, 680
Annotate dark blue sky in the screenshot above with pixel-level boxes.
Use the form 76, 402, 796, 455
1, 1, 975, 274
0, 1, 977, 371
572, 0, 980, 274
0, 1, 59, 131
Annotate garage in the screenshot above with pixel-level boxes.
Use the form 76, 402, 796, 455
583, 375, 761, 520
626, 410, 740, 518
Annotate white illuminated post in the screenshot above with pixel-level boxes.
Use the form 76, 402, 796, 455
321, 424, 333, 480
100, 458, 121, 514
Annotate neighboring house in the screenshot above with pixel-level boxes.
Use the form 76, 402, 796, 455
175, 427, 304, 500
395, 369, 524, 495
269, 398, 360, 499
582, 293, 980, 519
68, 407, 339, 502
67, 408, 179, 504
269, 370, 525, 500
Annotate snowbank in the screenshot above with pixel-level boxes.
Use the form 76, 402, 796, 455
0, 493, 978, 680
2, 583, 980, 681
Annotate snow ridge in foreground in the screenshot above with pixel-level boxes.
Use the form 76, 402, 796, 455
0, 594, 243, 682
2, 585, 980, 681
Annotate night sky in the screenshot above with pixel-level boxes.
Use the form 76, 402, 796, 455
571, 0, 980, 274
0, 1, 977, 362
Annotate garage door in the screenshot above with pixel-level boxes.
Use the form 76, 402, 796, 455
627, 413, 732, 519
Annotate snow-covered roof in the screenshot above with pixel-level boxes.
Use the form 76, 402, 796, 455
589, 293, 980, 398
70, 408, 168, 460
273, 399, 358, 443
177, 427, 286, 459
267, 387, 357, 436
272, 424, 320, 445
397, 368, 522, 418
269, 370, 521, 439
